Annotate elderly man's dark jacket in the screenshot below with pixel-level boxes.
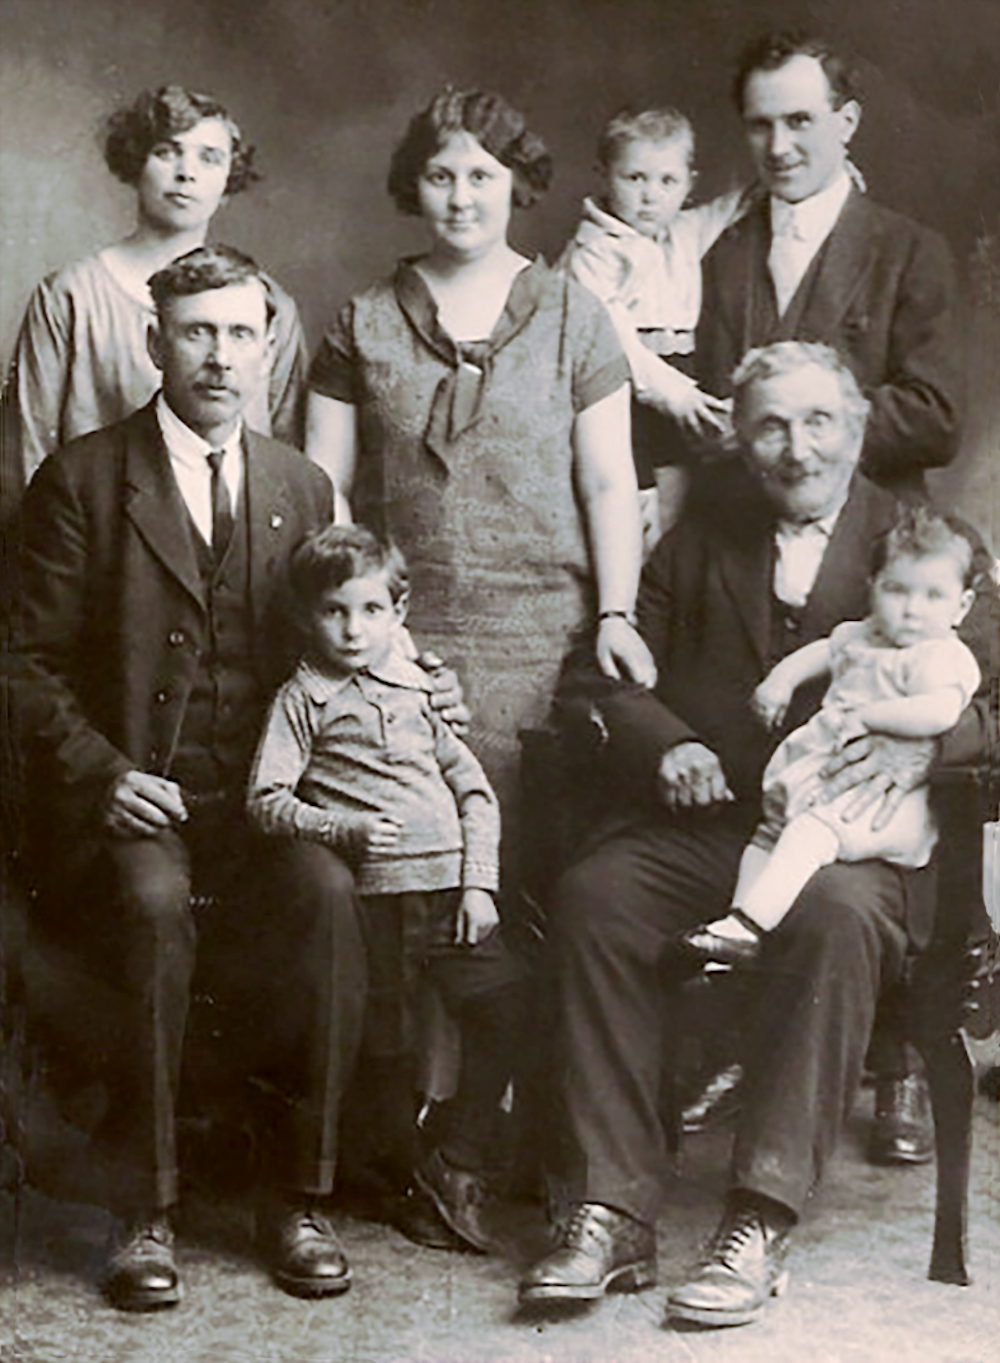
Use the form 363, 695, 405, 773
10, 400, 333, 859
696, 190, 961, 492
558, 460, 993, 838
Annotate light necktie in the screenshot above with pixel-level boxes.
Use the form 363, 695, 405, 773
206, 449, 234, 561
768, 204, 806, 317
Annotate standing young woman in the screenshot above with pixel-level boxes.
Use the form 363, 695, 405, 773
3, 85, 306, 505
306, 88, 654, 894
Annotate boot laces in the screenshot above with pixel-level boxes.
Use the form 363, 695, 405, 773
711, 1208, 762, 1269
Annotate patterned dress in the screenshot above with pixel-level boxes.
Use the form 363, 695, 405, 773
309, 258, 629, 859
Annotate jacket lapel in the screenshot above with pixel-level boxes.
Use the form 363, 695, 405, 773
714, 482, 774, 667
123, 403, 205, 610
785, 189, 877, 341
245, 430, 294, 633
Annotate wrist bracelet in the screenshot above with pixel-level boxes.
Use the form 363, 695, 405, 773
597, 609, 637, 627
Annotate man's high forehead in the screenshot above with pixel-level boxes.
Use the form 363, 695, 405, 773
745, 363, 847, 416
743, 54, 837, 113
159, 279, 269, 328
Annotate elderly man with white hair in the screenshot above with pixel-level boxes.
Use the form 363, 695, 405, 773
518, 340, 993, 1327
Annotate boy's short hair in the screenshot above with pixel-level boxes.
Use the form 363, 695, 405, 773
148, 244, 276, 325
870, 504, 976, 589
104, 85, 259, 196
596, 107, 695, 170
732, 30, 861, 113
290, 525, 409, 612
388, 87, 552, 215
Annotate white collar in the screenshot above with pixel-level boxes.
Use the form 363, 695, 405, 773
155, 391, 243, 468
776, 498, 846, 540
298, 648, 431, 701
770, 171, 851, 244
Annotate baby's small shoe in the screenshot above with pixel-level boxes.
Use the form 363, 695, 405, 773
680, 912, 762, 968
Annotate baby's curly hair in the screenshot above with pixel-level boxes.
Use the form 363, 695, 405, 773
104, 85, 259, 197
871, 505, 977, 590
388, 88, 552, 215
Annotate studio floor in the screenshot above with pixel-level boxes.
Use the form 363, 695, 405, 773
2, 1065, 998, 1363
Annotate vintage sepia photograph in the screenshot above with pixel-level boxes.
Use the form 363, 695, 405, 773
1, 1, 997, 1359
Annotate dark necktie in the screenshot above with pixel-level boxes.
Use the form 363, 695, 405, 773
206, 449, 234, 561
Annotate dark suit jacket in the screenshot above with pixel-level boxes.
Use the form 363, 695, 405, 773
10, 400, 333, 854
696, 190, 961, 493
557, 462, 994, 828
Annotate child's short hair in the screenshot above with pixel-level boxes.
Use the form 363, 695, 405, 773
870, 504, 976, 589
596, 107, 695, 171
290, 525, 409, 612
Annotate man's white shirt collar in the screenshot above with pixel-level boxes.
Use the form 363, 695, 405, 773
773, 497, 849, 608
770, 170, 852, 245
156, 392, 243, 543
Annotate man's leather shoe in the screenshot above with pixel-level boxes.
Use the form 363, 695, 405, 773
680, 915, 761, 968
414, 1148, 493, 1252
104, 1215, 180, 1311
519, 1202, 657, 1303
260, 1202, 352, 1297
666, 1197, 792, 1327
868, 1073, 934, 1164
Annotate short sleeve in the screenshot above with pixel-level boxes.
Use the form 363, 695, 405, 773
565, 278, 629, 414
307, 299, 362, 404
904, 637, 982, 708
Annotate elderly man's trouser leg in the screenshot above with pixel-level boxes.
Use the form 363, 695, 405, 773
667, 859, 919, 1328
519, 814, 749, 1303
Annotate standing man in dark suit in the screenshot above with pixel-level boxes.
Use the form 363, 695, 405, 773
11, 247, 363, 1309
697, 31, 961, 496
518, 341, 992, 1325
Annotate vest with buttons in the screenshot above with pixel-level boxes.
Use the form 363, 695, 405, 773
170, 486, 263, 793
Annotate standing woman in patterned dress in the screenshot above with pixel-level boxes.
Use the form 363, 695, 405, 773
2, 85, 307, 515
305, 88, 654, 902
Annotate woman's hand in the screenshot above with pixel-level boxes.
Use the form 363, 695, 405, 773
419, 652, 471, 735
455, 888, 499, 945
596, 617, 657, 687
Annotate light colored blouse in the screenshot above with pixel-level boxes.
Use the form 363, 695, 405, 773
4, 249, 307, 491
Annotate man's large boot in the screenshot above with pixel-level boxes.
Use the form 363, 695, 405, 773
519, 1202, 657, 1303
666, 1195, 793, 1327
104, 1214, 180, 1311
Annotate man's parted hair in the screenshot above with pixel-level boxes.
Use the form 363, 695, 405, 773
731, 340, 870, 434
104, 85, 259, 196
733, 30, 862, 113
388, 87, 552, 214
596, 107, 695, 171
870, 504, 977, 589
290, 525, 409, 613
148, 245, 275, 325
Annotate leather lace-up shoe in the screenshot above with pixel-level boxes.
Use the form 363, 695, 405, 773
104, 1214, 180, 1311
868, 1073, 934, 1165
519, 1202, 657, 1304
261, 1202, 352, 1297
667, 1197, 792, 1327
414, 1148, 493, 1253
680, 912, 762, 968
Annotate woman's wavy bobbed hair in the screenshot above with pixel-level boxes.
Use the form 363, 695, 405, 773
104, 85, 259, 197
387, 88, 553, 215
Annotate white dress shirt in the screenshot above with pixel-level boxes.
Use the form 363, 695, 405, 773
773, 502, 847, 607
768, 171, 852, 316
156, 393, 243, 545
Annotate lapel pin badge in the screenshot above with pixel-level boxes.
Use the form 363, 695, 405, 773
270, 513, 283, 529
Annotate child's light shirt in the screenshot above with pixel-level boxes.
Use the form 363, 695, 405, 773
247, 651, 499, 895
559, 191, 746, 407
759, 619, 981, 867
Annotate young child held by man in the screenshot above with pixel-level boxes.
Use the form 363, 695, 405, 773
247, 525, 524, 1252
560, 107, 750, 547
683, 506, 982, 966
